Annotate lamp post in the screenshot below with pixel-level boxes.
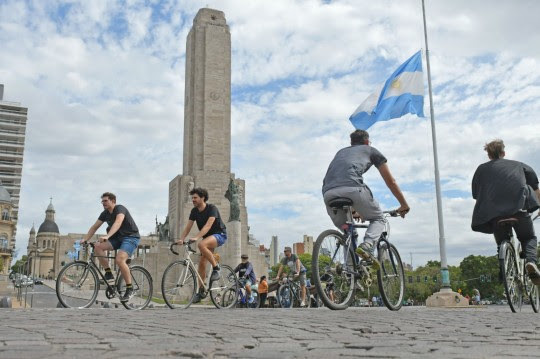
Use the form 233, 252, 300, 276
31, 239, 38, 308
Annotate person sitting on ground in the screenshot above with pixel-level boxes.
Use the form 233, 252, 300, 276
176, 187, 228, 303
471, 139, 540, 284
274, 247, 308, 307
258, 275, 268, 308
234, 254, 257, 304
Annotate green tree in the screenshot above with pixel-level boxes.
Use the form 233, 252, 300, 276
0, 256, 4, 272
11, 255, 28, 274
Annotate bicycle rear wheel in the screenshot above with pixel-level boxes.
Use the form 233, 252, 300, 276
377, 242, 405, 311
56, 261, 99, 308
501, 242, 522, 313
118, 266, 153, 310
312, 229, 356, 310
209, 265, 238, 309
161, 260, 196, 309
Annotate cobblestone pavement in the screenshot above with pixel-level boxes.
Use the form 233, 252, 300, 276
1, 306, 539, 358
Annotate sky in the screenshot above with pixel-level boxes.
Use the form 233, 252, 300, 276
1, 0, 539, 268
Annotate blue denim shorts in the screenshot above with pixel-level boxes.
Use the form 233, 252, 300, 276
109, 236, 139, 257
212, 233, 227, 247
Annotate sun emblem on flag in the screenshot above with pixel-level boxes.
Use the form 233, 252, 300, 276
391, 79, 401, 89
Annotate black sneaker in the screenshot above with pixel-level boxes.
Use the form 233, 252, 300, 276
104, 271, 114, 282
525, 262, 540, 285
210, 265, 221, 281
356, 242, 380, 270
120, 287, 133, 302
192, 293, 202, 304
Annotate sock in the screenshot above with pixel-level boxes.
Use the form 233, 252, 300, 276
126, 283, 132, 289
105, 268, 112, 273
213, 265, 219, 271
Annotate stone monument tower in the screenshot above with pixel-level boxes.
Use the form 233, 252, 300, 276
168, 8, 265, 275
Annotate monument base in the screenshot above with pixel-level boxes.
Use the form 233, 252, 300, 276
426, 287, 469, 307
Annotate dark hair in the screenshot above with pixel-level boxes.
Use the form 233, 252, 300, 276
260, 275, 266, 281
101, 192, 116, 203
484, 139, 505, 159
189, 187, 208, 202
350, 129, 369, 145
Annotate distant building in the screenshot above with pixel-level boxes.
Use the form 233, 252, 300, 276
0, 84, 28, 254
303, 235, 313, 255
0, 182, 16, 274
293, 242, 304, 255
269, 235, 279, 266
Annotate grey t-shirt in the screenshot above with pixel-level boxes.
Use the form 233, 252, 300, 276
322, 145, 387, 194
281, 254, 306, 273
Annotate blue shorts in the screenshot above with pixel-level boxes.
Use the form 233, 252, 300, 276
109, 236, 140, 257
211, 233, 227, 247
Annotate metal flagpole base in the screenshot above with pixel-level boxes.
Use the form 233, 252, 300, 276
426, 287, 470, 307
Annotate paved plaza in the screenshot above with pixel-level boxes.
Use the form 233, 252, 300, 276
1, 305, 539, 358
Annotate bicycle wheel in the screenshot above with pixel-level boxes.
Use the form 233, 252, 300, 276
117, 266, 153, 310
277, 284, 293, 308
161, 260, 196, 309
312, 229, 356, 310
56, 261, 99, 308
209, 264, 238, 309
501, 242, 522, 313
377, 242, 405, 311
524, 262, 539, 313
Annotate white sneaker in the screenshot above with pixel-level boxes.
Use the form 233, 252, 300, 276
300, 301, 307, 308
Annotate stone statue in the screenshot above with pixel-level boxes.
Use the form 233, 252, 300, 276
187, 180, 195, 193
224, 178, 240, 222
156, 215, 170, 242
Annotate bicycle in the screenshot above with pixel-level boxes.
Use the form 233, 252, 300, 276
161, 242, 238, 309
313, 198, 405, 311
498, 214, 539, 313
276, 273, 310, 308
235, 278, 260, 308
56, 241, 153, 310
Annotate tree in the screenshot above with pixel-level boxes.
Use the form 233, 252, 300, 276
11, 255, 28, 274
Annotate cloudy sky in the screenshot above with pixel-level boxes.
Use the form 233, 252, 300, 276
1, 0, 539, 268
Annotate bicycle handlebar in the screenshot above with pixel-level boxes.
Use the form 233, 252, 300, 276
383, 209, 399, 217
170, 241, 196, 255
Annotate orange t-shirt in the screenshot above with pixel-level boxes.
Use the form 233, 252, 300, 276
258, 280, 268, 293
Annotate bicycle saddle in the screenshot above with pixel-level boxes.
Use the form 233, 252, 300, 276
329, 198, 353, 208
496, 217, 518, 227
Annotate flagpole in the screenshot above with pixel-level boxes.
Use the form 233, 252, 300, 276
422, 0, 450, 288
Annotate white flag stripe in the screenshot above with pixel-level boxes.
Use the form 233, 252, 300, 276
350, 88, 380, 117
381, 71, 424, 100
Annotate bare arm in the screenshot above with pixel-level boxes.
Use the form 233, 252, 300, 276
275, 264, 283, 280
377, 163, 410, 217
190, 217, 216, 240
177, 220, 195, 243
82, 220, 103, 242
535, 188, 540, 203
100, 213, 125, 241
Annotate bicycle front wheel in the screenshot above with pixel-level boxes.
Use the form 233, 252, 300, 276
312, 229, 356, 310
248, 289, 260, 309
524, 262, 539, 313
501, 242, 522, 313
377, 242, 405, 311
209, 265, 238, 309
56, 261, 99, 308
118, 266, 153, 310
161, 260, 196, 309
277, 284, 293, 308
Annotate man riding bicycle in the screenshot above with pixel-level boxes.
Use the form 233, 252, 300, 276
81, 192, 140, 302
275, 247, 308, 307
471, 139, 540, 284
322, 129, 409, 268
234, 254, 257, 304
176, 187, 227, 303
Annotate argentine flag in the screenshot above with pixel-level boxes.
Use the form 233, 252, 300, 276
350, 51, 424, 130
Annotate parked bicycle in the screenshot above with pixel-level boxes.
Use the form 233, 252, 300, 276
56, 241, 153, 309
313, 198, 405, 311
276, 274, 310, 308
161, 242, 238, 309
235, 278, 260, 308
498, 214, 539, 313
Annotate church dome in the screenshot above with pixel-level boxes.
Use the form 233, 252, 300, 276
0, 184, 11, 204
38, 220, 59, 234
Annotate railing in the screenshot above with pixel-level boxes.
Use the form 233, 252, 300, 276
0, 247, 12, 254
